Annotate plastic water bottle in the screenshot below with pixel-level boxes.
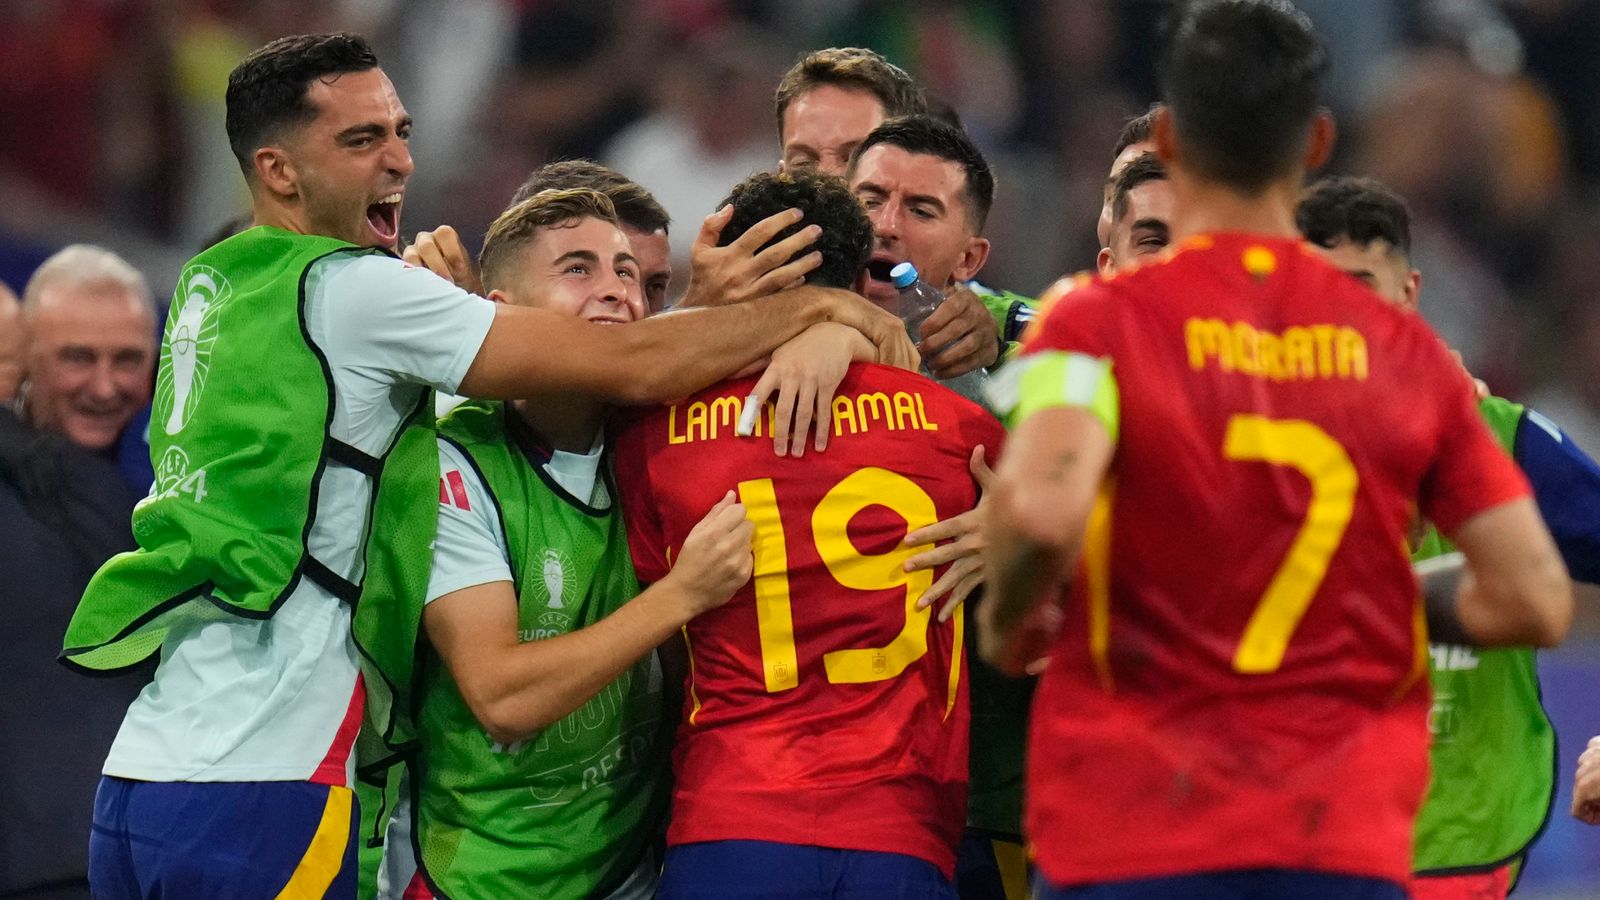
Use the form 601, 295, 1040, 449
890, 261, 991, 407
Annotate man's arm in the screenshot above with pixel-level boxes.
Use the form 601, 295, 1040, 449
458, 286, 908, 405
979, 405, 1114, 675
1420, 499, 1572, 648
426, 492, 752, 744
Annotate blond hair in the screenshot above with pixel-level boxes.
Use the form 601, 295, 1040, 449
478, 189, 619, 291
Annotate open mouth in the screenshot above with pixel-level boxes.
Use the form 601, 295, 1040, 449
366, 192, 402, 246
587, 315, 630, 325
866, 257, 899, 284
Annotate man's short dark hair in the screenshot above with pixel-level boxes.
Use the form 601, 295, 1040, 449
1113, 103, 1163, 158
1297, 175, 1412, 257
225, 32, 379, 177
847, 116, 995, 232
1111, 153, 1168, 223
774, 48, 927, 139
1157, 0, 1329, 192
717, 172, 872, 291
512, 159, 670, 236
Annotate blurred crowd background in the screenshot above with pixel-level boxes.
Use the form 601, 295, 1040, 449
1, 0, 1597, 895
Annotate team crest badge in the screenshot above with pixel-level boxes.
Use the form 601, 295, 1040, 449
155, 265, 231, 435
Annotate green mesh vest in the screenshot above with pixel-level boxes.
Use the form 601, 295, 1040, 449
60, 226, 440, 755
1412, 395, 1556, 873
413, 400, 670, 899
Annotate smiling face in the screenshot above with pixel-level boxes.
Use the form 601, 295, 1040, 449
490, 216, 645, 325
24, 281, 155, 451
275, 67, 414, 249
781, 85, 887, 177
1099, 177, 1175, 277
849, 143, 989, 310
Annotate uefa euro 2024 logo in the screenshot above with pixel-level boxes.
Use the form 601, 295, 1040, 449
155, 265, 230, 436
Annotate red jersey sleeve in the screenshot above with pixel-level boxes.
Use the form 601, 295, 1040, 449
612, 414, 671, 584
1412, 332, 1532, 534
1021, 276, 1118, 359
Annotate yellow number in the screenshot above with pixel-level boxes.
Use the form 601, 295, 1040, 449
737, 468, 946, 692
1223, 415, 1358, 674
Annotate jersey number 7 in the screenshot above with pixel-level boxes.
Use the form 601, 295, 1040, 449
1224, 415, 1359, 674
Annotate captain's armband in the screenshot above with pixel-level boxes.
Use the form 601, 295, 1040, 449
985, 350, 1120, 443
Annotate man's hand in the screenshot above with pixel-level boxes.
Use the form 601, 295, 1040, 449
1575, 735, 1600, 825
976, 590, 1062, 676
821, 290, 919, 373
921, 284, 1000, 378
403, 225, 483, 295
746, 322, 870, 457
905, 446, 998, 621
679, 206, 822, 308
668, 491, 755, 615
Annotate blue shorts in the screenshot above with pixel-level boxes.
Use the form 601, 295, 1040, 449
956, 831, 1031, 900
1035, 868, 1408, 900
89, 775, 359, 899
658, 840, 956, 900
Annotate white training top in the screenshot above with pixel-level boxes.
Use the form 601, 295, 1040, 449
426, 438, 605, 605
103, 253, 496, 784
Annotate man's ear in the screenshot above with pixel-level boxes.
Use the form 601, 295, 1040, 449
1097, 247, 1116, 278
951, 236, 991, 284
1304, 110, 1337, 173
253, 146, 297, 199
486, 288, 511, 306
1402, 267, 1422, 313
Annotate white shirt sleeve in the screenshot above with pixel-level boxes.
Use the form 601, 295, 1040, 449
427, 439, 514, 603
311, 254, 496, 394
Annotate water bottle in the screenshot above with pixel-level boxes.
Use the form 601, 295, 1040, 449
890, 262, 992, 407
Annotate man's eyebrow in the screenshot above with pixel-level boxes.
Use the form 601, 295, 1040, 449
614, 252, 639, 268
904, 192, 947, 213
335, 122, 386, 143
553, 250, 600, 266
853, 181, 888, 195
1131, 218, 1169, 234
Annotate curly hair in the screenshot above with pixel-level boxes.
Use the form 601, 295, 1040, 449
1297, 175, 1412, 257
716, 172, 873, 291
478, 189, 618, 291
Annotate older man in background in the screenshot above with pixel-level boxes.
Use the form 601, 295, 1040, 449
2, 245, 157, 900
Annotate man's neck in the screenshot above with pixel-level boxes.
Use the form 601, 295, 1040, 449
1167, 169, 1305, 245
253, 197, 311, 236
511, 396, 604, 454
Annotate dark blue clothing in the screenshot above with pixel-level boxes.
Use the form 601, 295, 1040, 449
1515, 408, 1600, 583
659, 840, 956, 900
89, 777, 358, 899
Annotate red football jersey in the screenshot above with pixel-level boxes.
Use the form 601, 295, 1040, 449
614, 363, 1004, 876
1017, 234, 1531, 886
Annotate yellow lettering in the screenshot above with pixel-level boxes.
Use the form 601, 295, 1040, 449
709, 396, 742, 441
858, 392, 894, 431
1186, 318, 1234, 372
1312, 325, 1337, 378
893, 392, 919, 431
914, 392, 939, 431
1232, 322, 1260, 376
1258, 331, 1284, 381
1283, 327, 1315, 380
686, 401, 708, 443
668, 404, 686, 444
833, 395, 859, 436
1337, 328, 1369, 381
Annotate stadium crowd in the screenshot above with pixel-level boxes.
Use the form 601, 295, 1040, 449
3, 1, 1600, 899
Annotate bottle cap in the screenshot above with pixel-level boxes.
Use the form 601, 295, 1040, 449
890, 261, 919, 289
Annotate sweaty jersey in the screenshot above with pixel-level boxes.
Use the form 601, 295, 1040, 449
614, 363, 1004, 877
1006, 234, 1531, 887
